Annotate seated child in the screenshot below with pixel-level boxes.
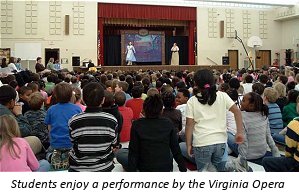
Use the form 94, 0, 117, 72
114, 91, 133, 142
45, 82, 82, 170
0, 115, 50, 172
18, 86, 32, 114
102, 90, 123, 147
68, 82, 118, 172
229, 92, 280, 166
24, 92, 50, 149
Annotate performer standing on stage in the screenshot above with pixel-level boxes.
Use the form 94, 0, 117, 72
126, 42, 136, 65
171, 43, 179, 65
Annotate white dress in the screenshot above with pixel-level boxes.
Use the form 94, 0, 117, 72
126, 45, 136, 62
171, 46, 179, 65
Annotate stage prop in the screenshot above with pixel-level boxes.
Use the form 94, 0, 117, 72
121, 30, 165, 65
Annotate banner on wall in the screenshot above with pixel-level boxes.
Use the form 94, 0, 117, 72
0, 48, 11, 65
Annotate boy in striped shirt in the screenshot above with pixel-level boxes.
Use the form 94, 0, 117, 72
68, 82, 118, 172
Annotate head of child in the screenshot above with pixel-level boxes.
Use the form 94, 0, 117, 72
18, 86, 32, 102
27, 82, 39, 93
143, 94, 163, 119
102, 90, 115, 108
0, 115, 21, 159
82, 82, 105, 107
0, 85, 17, 109
53, 82, 73, 104
115, 81, 129, 93
131, 85, 143, 99
28, 92, 44, 111
263, 88, 278, 104
162, 91, 175, 109
241, 92, 269, 116
252, 83, 265, 96
193, 69, 217, 106
72, 87, 82, 104
114, 91, 126, 107
175, 88, 190, 106
287, 90, 299, 104
147, 88, 159, 97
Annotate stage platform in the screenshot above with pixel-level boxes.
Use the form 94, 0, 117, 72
74, 65, 231, 73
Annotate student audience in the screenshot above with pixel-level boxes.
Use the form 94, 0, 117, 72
1, 57, 298, 172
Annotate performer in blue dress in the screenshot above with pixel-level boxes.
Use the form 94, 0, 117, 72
125, 42, 136, 65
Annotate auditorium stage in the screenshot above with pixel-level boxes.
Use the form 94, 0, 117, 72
74, 65, 231, 73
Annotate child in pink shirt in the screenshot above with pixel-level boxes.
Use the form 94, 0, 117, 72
0, 115, 50, 172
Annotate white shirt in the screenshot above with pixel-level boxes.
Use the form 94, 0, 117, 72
7, 63, 18, 72
176, 104, 187, 134
226, 111, 236, 135
186, 91, 235, 147
241, 83, 253, 95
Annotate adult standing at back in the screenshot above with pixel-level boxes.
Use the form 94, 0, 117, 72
170, 43, 179, 65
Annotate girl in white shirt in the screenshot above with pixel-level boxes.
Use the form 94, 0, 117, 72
185, 69, 244, 171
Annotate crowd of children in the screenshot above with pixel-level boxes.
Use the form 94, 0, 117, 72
0, 60, 299, 172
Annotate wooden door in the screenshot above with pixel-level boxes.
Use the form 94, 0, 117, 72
255, 50, 271, 70
228, 50, 238, 70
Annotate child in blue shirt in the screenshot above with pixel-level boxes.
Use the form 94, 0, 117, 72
45, 82, 81, 170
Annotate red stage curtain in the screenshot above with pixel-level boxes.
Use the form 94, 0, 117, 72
98, 3, 196, 21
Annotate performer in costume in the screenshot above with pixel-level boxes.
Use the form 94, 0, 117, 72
171, 43, 179, 65
126, 42, 136, 65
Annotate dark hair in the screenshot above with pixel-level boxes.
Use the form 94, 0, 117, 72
229, 78, 240, 89
53, 82, 73, 103
1, 58, 7, 68
252, 83, 265, 96
143, 94, 163, 118
119, 74, 125, 81
131, 86, 143, 98
8, 57, 15, 64
248, 92, 269, 117
114, 91, 126, 107
162, 91, 175, 109
18, 86, 31, 95
279, 75, 288, 85
287, 89, 299, 103
71, 76, 78, 84
82, 82, 104, 107
244, 75, 253, 83
64, 77, 71, 83
178, 88, 190, 98
9, 80, 18, 89
102, 90, 114, 107
27, 82, 39, 92
286, 81, 296, 92
0, 85, 17, 105
194, 69, 217, 105
36, 57, 42, 61
222, 73, 232, 83
226, 88, 238, 102
259, 74, 269, 84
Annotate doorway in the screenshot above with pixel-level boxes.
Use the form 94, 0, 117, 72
228, 50, 238, 70
255, 50, 271, 70
45, 48, 60, 67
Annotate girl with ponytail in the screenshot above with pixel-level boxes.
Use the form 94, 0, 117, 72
231, 92, 281, 166
185, 69, 244, 172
